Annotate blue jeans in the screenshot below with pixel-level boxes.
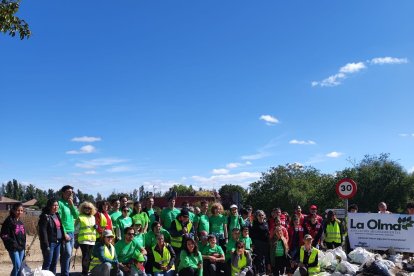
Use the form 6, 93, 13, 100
42, 241, 61, 274
60, 232, 74, 276
8, 250, 24, 276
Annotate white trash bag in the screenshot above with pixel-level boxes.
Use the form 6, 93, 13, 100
331, 246, 348, 262
348, 247, 375, 264
336, 260, 359, 274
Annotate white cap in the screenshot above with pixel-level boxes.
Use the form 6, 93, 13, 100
230, 204, 238, 209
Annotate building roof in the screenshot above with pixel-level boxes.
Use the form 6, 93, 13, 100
0, 196, 21, 204
23, 199, 37, 207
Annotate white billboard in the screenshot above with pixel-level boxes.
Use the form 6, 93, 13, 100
348, 213, 414, 252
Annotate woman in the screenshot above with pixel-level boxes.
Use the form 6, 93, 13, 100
209, 203, 228, 248
298, 234, 320, 276
89, 229, 122, 276
178, 238, 203, 276
0, 203, 26, 276
270, 226, 289, 276
288, 215, 304, 259
250, 210, 270, 275
231, 241, 253, 276
75, 201, 98, 276
39, 198, 65, 274
323, 210, 343, 249
148, 234, 176, 276
115, 206, 133, 241
131, 202, 149, 233
95, 200, 113, 239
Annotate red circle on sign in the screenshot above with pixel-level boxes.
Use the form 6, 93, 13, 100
336, 178, 357, 199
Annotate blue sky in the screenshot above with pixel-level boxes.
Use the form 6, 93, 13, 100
1, 1, 413, 196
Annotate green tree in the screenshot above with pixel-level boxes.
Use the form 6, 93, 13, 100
337, 154, 412, 213
219, 184, 248, 209
164, 184, 196, 198
0, 0, 31, 39
247, 164, 338, 214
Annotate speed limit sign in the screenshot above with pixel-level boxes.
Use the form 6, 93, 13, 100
336, 178, 357, 199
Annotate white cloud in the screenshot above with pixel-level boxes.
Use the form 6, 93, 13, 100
66, 145, 96, 155
312, 56, 408, 87
84, 170, 97, 175
289, 139, 316, 145
226, 161, 252, 169
399, 133, 409, 137
312, 73, 346, 87
326, 151, 343, 158
259, 115, 279, 125
241, 152, 270, 160
191, 171, 261, 188
71, 136, 102, 143
241, 137, 280, 161
409, 167, 414, 174
339, 62, 366, 73
107, 166, 134, 173
370, 57, 408, 65
212, 168, 229, 175
75, 158, 127, 169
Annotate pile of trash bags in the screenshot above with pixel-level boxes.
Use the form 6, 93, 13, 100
316, 246, 414, 276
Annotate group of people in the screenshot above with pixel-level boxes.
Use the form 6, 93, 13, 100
1, 184, 414, 276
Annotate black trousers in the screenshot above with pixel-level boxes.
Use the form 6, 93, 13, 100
80, 244, 94, 275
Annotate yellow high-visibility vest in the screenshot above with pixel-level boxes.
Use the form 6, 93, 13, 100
89, 244, 115, 271
325, 221, 341, 243
300, 246, 320, 275
152, 244, 175, 272
170, 219, 192, 248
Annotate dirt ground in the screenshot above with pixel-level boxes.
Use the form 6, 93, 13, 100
0, 235, 82, 275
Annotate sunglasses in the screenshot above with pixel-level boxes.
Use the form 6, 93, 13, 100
122, 209, 129, 212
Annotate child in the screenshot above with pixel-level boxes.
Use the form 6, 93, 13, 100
240, 226, 252, 253
131, 252, 147, 276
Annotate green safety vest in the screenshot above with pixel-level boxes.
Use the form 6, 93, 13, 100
78, 215, 97, 243
152, 244, 175, 272
325, 221, 341, 243
300, 246, 320, 275
231, 253, 247, 275
89, 244, 115, 271
170, 219, 192, 248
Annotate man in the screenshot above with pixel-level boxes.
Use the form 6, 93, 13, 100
115, 227, 142, 275
58, 185, 79, 276
120, 196, 132, 214
201, 235, 225, 276
143, 197, 157, 226
294, 205, 306, 225
304, 214, 323, 248
181, 201, 195, 222
378, 202, 391, 214
308, 205, 323, 223
407, 202, 414, 215
227, 204, 244, 233
323, 210, 343, 249
197, 230, 209, 253
160, 197, 180, 229
195, 200, 210, 236
144, 221, 171, 249
109, 199, 122, 224
345, 204, 358, 253
169, 209, 194, 255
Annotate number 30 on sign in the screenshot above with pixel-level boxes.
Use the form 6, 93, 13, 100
335, 178, 357, 199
